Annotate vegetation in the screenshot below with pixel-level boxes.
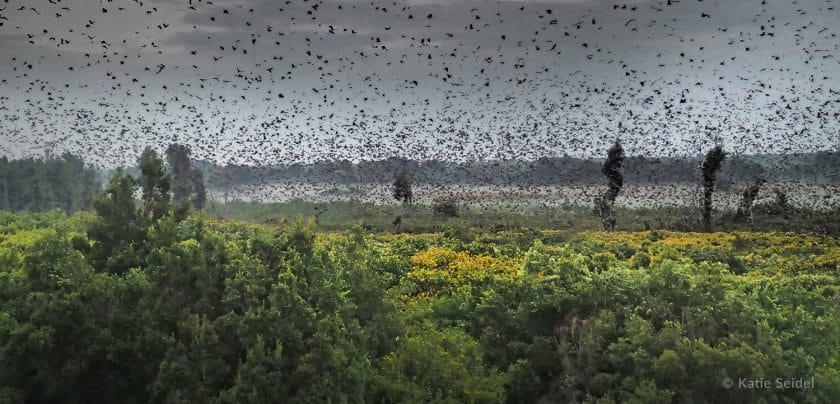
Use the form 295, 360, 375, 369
701, 146, 727, 232
0, 154, 100, 212
166, 143, 207, 210
138, 148, 174, 222
432, 197, 459, 218
735, 177, 766, 222
393, 171, 413, 206
0, 208, 837, 402
0, 149, 838, 402
205, 199, 840, 236
594, 140, 625, 231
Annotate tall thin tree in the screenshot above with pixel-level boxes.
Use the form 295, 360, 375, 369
166, 144, 193, 203
594, 140, 625, 231
166, 143, 206, 210
191, 168, 207, 210
138, 147, 172, 221
735, 177, 765, 222
701, 145, 726, 232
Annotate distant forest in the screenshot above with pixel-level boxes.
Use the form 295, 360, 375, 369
0, 151, 837, 213
200, 151, 840, 189
0, 154, 100, 212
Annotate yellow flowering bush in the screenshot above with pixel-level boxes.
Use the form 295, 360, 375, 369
406, 247, 519, 295
411, 246, 460, 270
573, 231, 650, 250
810, 247, 840, 272
656, 231, 736, 250
0, 228, 56, 250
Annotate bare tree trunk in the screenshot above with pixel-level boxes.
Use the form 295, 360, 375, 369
392, 215, 403, 233
595, 194, 616, 231
735, 178, 765, 222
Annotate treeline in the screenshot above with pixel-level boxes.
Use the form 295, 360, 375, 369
202, 151, 840, 188
0, 153, 100, 212
0, 145, 206, 214
1, 150, 836, 214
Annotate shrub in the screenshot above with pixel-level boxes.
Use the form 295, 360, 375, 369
432, 197, 459, 218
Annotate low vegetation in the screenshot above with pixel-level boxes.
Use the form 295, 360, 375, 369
205, 198, 840, 236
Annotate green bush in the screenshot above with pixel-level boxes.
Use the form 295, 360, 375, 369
432, 197, 459, 218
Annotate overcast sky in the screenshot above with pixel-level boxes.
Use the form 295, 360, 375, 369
1, 0, 838, 167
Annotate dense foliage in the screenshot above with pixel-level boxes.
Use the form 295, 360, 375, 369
392, 171, 413, 206
432, 197, 459, 218
0, 208, 837, 403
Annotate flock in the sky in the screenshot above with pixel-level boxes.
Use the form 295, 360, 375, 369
0, 0, 838, 209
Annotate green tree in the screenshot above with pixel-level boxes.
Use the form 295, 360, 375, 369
774, 188, 791, 211
191, 167, 207, 210
0, 156, 8, 210
375, 323, 507, 403
208, 169, 234, 205
88, 169, 147, 273
166, 144, 193, 202
392, 171, 413, 206
151, 314, 232, 403
0, 154, 99, 213
0, 232, 151, 403
166, 143, 207, 211
138, 147, 172, 221
433, 197, 459, 218
594, 140, 625, 231
55, 153, 100, 212
217, 336, 286, 403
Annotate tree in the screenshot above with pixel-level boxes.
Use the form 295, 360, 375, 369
735, 177, 766, 222
191, 168, 207, 210
138, 147, 172, 221
88, 169, 147, 273
392, 171, 413, 206
701, 145, 726, 232
0, 154, 99, 212
55, 152, 100, 212
392, 215, 403, 233
432, 197, 458, 218
208, 169, 234, 205
166, 144, 193, 203
0, 156, 8, 210
594, 140, 625, 231
774, 188, 791, 211
375, 324, 508, 403
166, 143, 206, 210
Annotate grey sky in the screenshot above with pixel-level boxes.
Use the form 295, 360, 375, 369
1, 0, 838, 167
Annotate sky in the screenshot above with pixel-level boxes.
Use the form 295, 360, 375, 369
0, 0, 838, 167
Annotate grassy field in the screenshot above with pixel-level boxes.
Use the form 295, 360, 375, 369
206, 198, 840, 235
